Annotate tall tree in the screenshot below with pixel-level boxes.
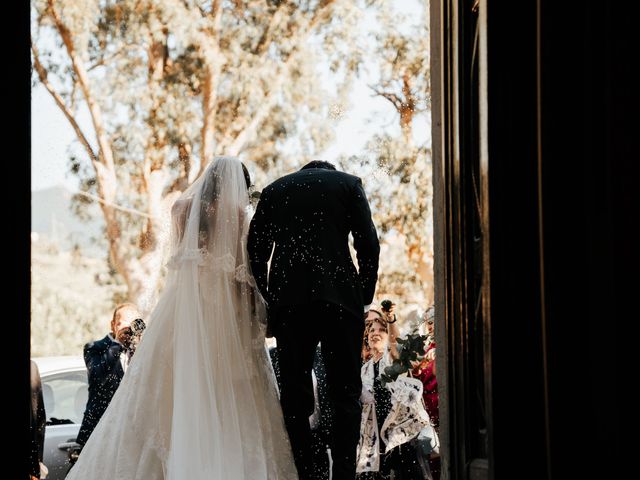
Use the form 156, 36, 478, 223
31, 0, 364, 311
348, 1, 433, 308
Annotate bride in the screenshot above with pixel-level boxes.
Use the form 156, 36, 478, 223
67, 156, 298, 479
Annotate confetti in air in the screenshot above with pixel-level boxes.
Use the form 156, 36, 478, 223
329, 103, 346, 120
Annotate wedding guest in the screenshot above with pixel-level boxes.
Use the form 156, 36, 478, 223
413, 306, 439, 430
413, 306, 441, 479
76, 303, 143, 447
356, 306, 432, 479
424, 306, 436, 349
30, 360, 47, 479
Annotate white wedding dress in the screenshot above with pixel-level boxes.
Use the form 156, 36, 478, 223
66, 157, 298, 479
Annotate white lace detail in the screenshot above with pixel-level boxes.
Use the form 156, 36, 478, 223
209, 252, 236, 272
168, 249, 257, 287
357, 352, 431, 472
235, 264, 257, 287
166, 247, 210, 269
167, 250, 237, 272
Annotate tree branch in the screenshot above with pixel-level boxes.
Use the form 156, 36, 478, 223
45, 0, 130, 290
73, 190, 157, 218
369, 85, 403, 110
47, 0, 116, 173
211, 0, 222, 18
220, 0, 338, 157
31, 40, 98, 165
140, 29, 172, 252
87, 44, 139, 72
163, 0, 222, 173
253, 0, 288, 56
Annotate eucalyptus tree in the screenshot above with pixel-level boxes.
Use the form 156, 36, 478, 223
31, 0, 364, 309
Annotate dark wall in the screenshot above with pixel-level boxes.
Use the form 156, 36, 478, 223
484, 0, 548, 477
484, 1, 632, 478
538, 2, 630, 477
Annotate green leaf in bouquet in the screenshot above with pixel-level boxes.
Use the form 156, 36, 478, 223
379, 333, 430, 387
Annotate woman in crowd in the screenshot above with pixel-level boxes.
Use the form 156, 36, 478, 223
413, 306, 439, 430
356, 305, 432, 479
412, 306, 441, 479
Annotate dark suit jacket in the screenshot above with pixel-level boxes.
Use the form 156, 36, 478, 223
248, 168, 380, 320
76, 335, 125, 446
30, 360, 46, 478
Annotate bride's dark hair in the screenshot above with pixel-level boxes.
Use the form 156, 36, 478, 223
197, 159, 251, 248
241, 162, 251, 189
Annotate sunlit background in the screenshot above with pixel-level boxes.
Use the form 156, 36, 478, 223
31, 0, 432, 355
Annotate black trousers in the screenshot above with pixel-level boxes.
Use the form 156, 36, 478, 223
356, 443, 433, 480
274, 302, 364, 480
310, 429, 331, 480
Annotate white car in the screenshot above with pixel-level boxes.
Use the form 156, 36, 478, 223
33, 356, 88, 480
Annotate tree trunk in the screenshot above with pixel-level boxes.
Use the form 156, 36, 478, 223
410, 243, 434, 306
220, 0, 339, 155
46, 0, 137, 301
133, 34, 176, 313
201, 59, 219, 169
400, 72, 416, 146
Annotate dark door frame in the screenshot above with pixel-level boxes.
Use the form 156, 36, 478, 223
432, 1, 630, 479
431, 1, 495, 478
431, 1, 549, 478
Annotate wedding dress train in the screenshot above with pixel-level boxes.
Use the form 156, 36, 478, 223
66, 157, 298, 480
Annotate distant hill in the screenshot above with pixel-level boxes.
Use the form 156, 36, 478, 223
31, 185, 105, 258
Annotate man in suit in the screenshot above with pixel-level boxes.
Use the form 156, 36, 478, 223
76, 303, 142, 447
248, 160, 380, 480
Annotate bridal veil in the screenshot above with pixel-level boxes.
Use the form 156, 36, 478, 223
66, 156, 297, 480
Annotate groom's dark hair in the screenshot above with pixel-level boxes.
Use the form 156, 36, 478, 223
300, 160, 337, 171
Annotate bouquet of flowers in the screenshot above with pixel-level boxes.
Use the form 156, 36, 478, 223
380, 333, 429, 386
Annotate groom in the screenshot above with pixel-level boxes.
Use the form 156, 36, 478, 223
248, 160, 380, 480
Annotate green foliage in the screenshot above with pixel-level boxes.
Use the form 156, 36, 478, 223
380, 333, 428, 387
31, 0, 433, 330
31, 0, 371, 303
341, 1, 433, 308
